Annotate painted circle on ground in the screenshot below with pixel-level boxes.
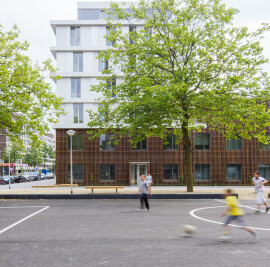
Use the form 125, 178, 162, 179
190, 206, 270, 231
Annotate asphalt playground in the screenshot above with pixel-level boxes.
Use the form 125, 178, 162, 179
0, 199, 270, 267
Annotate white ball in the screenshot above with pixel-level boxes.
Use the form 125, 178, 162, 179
183, 225, 197, 235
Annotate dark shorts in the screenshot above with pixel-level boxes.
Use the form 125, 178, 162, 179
224, 216, 247, 227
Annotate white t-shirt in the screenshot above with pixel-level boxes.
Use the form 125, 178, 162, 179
146, 175, 152, 184
252, 177, 266, 191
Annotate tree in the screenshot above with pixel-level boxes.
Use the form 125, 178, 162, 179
87, 0, 270, 192
42, 144, 55, 170
2, 137, 25, 163
0, 25, 64, 139
23, 138, 43, 169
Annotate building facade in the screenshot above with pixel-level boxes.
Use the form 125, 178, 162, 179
51, 2, 270, 186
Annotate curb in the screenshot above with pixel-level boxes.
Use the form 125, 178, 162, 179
0, 193, 237, 200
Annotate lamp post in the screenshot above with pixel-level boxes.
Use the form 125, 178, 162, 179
66, 130, 76, 194
7, 147, 11, 189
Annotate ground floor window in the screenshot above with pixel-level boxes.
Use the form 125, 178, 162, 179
258, 164, 270, 180
163, 164, 178, 180
195, 164, 210, 181
68, 164, 84, 182
100, 164, 115, 181
226, 164, 241, 181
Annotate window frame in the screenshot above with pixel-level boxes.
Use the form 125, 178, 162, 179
100, 164, 115, 181
73, 103, 83, 123
258, 164, 270, 180
73, 52, 83, 72
70, 27, 80, 46
195, 134, 210, 150
99, 133, 116, 151
68, 164, 84, 182
68, 134, 84, 151
226, 137, 242, 150
195, 164, 210, 181
132, 139, 147, 151
163, 133, 178, 151
163, 164, 178, 181
71, 78, 81, 98
226, 164, 241, 181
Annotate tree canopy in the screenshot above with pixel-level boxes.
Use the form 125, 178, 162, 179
0, 25, 64, 139
87, 0, 270, 191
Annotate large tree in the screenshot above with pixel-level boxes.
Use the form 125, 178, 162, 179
87, 0, 270, 191
0, 25, 64, 139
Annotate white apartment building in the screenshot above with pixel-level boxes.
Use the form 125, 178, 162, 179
50, 1, 141, 130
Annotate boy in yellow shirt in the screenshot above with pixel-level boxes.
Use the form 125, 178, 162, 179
219, 189, 258, 241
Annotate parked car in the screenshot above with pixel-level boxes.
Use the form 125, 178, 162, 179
40, 173, 46, 180
45, 173, 55, 179
15, 175, 29, 183
2, 175, 14, 184
0, 177, 5, 185
29, 172, 40, 181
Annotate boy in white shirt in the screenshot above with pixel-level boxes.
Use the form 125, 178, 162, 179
146, 172, 153, 193
252, 171, 270, 213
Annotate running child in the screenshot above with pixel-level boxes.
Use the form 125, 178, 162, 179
137, 174, 151, 211
219, 189, 258, 241
252, 171, 270, 213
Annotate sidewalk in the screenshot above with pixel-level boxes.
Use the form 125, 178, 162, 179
0, 185, 266, 199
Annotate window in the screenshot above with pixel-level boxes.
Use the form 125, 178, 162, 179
129, 26, 136, 44
73, 53, 83, 72
258, 134, 270, 150
100, 164, 115, 180
226, 164, 241, 181
71, 78, 81, 98
106, 27, 116, 46
99, 9, 106, 20
227, 137, 242, 150
99, 57, 108, 72
163, 133, 178, 151
68, 134, 83, 151
68, 164, 84, 182
100, 134, 115, 151
70, 27, 80, 46
195, 134, 210, 150
195, 164, 210, 181
73, 104, 83, 123
107, 78, 116, 98
132, 139, 147, 150
163, 164, 178, 180
78, 9, 99, 20
258, 164, 270, 180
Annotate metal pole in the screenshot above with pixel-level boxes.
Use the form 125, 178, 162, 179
70, 135, 73, 194
8, 153, 10, 189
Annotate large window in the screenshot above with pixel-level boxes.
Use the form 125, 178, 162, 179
100, 134, 115, 151
68, 134, 83, 151
71, 78, 81, 98
163, 133, 178, 151
227, 138, 242, 150
78, 9, 100, 20
100, 164, 115, 180
70, 27, 80, 46
132, 139, 147, 150
73, 53, 83, 72
107, 78, 116, 98
226, 164, 241, 181
258, 164, 270, 180
195, 164, 210, 181
68, 164, 84, 182
99, 57, 108, 72
106, 27, 116, 46
195, 134, 210, 150
163, 164, 178, 180
73, 104, 83, 123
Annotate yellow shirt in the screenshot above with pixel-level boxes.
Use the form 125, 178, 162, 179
226, 196, 244, 216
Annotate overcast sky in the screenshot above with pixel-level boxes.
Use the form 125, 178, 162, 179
0, 0, 269, 82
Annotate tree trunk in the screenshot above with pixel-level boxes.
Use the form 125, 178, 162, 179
182, 118, 193, 192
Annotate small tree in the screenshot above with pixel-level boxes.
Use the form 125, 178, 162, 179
88, 0, 270, 192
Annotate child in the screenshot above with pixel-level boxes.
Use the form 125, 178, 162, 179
252, 171, 270, 213
219, 189, 258, 241
146, 172, 153, 193
137, 174, 151, 211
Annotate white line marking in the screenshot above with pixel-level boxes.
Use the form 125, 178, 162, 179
0, 206, 50, 234
190, 205, 270, 231
0, 206, 49, 209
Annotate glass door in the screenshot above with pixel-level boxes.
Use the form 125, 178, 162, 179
130, 164, 148, 186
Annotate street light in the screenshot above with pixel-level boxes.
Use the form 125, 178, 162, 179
66, 130, 76, 194
6, 146, 11, 189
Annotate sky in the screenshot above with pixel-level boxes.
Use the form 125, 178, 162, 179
0, 0, 269, 83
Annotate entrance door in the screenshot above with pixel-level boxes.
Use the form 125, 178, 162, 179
130, 164, 148, 186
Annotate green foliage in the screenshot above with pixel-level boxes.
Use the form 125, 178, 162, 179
0, 25, 64, 139
42, 144, 55, 168
87, 0, 270, 191
2, 137, 25, 163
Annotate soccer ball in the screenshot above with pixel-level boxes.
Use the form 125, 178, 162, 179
183, 225, 197, 235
